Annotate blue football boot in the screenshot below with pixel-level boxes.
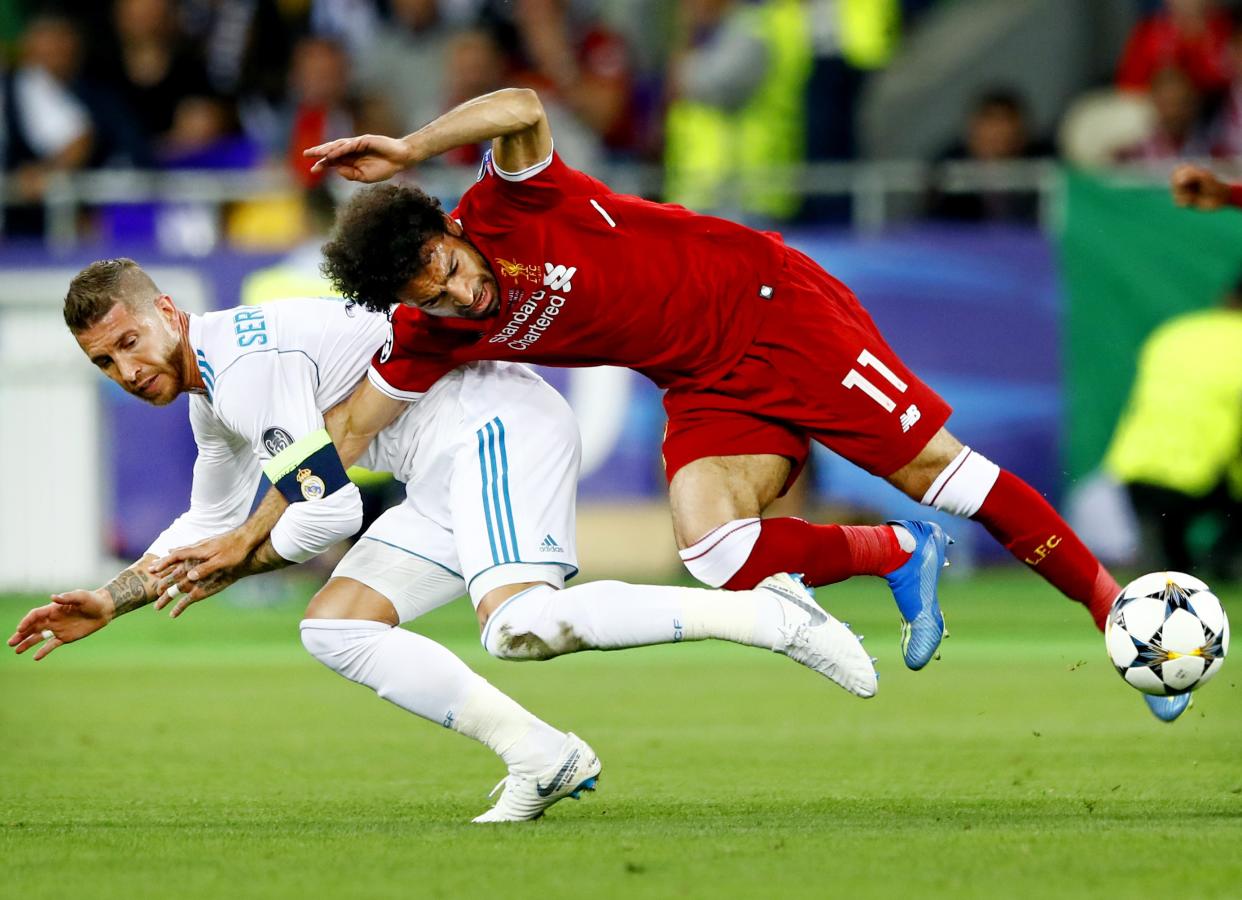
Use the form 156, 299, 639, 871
1143, 693, 1192, 723
884, 520, 952, 670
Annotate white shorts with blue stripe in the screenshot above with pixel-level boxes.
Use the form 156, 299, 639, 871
333, 361, 581, 624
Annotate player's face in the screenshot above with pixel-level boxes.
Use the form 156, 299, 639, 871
398, 231, 499, 320
76, 298, 187, 406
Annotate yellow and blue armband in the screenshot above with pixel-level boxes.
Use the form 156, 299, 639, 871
261, 428, 351, 504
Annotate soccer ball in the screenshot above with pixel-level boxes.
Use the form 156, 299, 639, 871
1105, 572, 1229, 696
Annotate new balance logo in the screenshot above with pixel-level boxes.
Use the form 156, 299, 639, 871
540, 534, 564, 553
544, 263, 576, 292
900, 404, 921, 433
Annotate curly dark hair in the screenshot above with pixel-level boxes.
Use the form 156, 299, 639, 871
321, 183, 448, 314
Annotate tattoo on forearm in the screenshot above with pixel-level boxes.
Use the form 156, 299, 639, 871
242, 540, 292, 577
104, 567, 159, 617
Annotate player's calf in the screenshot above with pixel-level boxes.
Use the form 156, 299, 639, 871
912, 443, 1119, 629
677, 517, 913, 591
479, 577, 876, 697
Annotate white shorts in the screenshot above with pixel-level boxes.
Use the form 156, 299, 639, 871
333, 362, 580, 623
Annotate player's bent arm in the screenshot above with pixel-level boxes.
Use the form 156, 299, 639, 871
326, 377, 409, 468
159, 375, 407, 595
155, 444, 365, 614
423, 88, 552, 176
263, 380, 407, 563
148, 486, 289, 588
307, 89, 552, 181
155, 381, 403, 588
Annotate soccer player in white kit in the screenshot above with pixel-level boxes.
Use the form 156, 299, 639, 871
9, 259, 875, 822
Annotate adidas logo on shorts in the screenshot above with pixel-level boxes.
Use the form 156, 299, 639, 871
540, 534, 564, 553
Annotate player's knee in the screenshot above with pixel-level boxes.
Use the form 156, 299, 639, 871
677, 518, 762, 587
299, 619, 389, 682
918, 446, 1001, 517
481, 584, 583, 661
305, 577, 400, 624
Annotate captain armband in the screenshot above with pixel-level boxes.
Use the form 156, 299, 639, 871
261, 428, 351, 504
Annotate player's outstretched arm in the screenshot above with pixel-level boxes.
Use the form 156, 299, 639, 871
1171, 163, 1240, 210
148, 489, 291, 616
8, 556, 161, 660
304, 88, 552, 182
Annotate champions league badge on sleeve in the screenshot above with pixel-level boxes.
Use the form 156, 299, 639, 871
296, 467, 327, 500
263, 427, 295, 456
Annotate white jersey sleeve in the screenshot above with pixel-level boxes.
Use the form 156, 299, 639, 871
211, 350, 364, 563
145, 396, 263, 558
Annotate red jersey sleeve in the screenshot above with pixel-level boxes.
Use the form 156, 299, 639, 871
368, 306, 464, 399
454, 149, 611, 223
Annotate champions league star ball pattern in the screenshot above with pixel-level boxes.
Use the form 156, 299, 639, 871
1105, 572, 1229, 696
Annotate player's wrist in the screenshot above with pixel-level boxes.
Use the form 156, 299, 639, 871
95, 588, 118, 623
398, 135, 423, 169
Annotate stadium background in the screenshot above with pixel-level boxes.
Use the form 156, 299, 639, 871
1, 1, 1240, 897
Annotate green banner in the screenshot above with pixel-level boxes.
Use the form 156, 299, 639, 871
1057, 168, 1242, 482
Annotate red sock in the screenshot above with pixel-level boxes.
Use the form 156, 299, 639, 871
722, 518, 910, 590
973, 470, 1120, 630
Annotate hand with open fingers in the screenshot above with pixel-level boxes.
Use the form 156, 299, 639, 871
7, 589, 113, 661
1171, 163, 1230, 210
302, 134, 412, 183
153, 561, 241, 618
150, 531, 252, 588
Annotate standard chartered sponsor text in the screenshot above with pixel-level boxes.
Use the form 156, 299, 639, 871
489, 289, 566, 351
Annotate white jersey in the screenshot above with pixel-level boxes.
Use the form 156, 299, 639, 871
147, 297, 387, 561
146, 298, 581, 588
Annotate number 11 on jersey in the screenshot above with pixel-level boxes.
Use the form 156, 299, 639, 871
841, 349, 908, 412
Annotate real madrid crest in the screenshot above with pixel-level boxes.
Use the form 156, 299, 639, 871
296, 467, 326, 500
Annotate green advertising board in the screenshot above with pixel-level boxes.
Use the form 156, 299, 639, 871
1057, 168, 1242, 483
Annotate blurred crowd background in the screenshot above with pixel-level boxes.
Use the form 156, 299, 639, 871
2, 0, 1241, 590
7, 0, 1242, 243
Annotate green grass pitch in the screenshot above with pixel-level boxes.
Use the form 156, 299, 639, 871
2, 570, 1240, 899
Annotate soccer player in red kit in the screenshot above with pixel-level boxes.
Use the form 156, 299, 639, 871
300, 89, 1175, 719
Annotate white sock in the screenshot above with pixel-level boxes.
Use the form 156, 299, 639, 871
299, 619, 564, 773
677, 518, 761, 587
480, 581, 788, 660
921, 446, 1000, 516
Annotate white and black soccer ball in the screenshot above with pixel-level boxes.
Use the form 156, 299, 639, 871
1105, 572, 1229, 696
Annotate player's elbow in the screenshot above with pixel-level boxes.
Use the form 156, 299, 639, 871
270, 485, 365, 564
503, 88, 545, 130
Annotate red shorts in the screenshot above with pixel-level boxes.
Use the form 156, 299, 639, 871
661, 247, 951, 491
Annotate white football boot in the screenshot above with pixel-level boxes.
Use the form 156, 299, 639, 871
759, 573, 878, 698
472, 732, 602, 823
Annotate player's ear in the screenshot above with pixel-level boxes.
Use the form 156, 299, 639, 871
153, 294, 179, 327
442, 215, 464, 237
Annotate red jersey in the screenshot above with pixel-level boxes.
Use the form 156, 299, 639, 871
370, 151, 787, 396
